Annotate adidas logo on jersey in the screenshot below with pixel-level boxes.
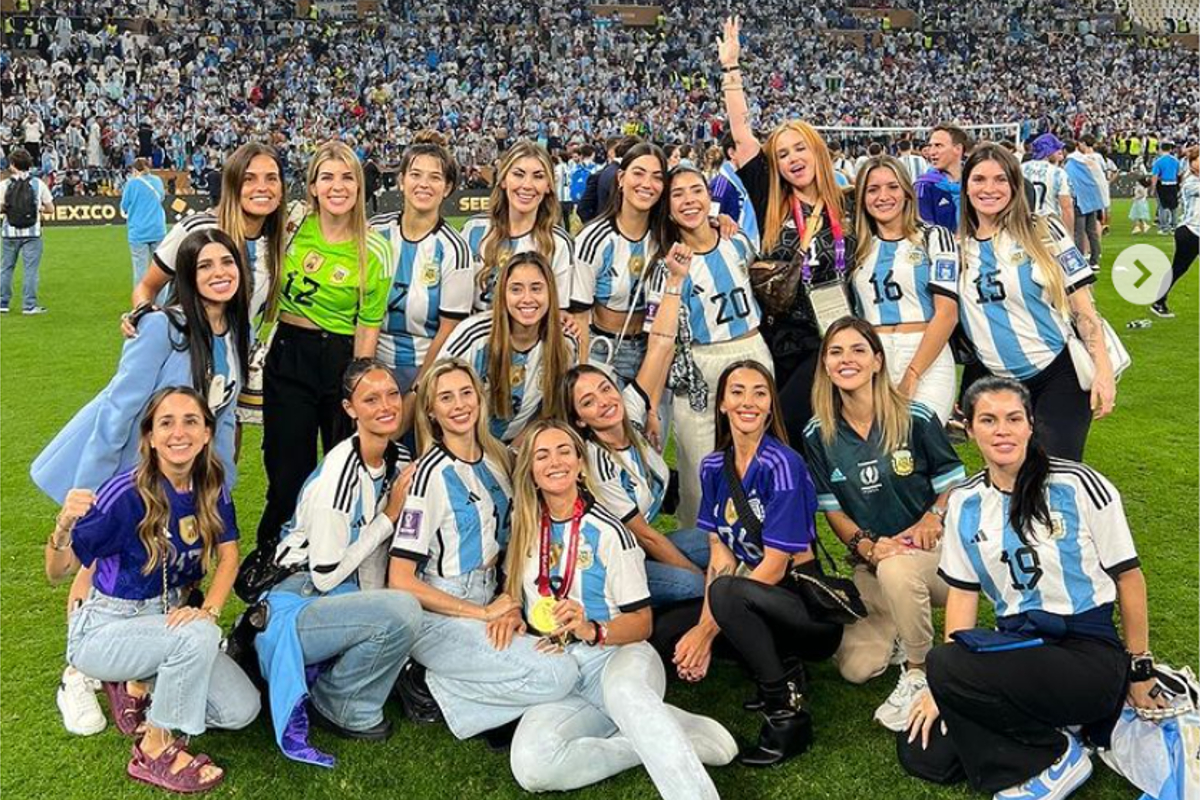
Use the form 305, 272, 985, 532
938, 198, 951, 207
830, 468, 847, 483
971, 530, 988, 544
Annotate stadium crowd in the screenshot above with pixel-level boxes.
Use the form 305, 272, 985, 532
1, 0, 1197, 191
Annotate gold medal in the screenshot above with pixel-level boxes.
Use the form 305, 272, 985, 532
530, 597, 558, 635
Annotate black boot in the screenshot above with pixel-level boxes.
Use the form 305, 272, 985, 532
392, 661, 444, 725
738, 667, 813, 768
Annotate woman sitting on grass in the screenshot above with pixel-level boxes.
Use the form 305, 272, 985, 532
45, 387, 259, 794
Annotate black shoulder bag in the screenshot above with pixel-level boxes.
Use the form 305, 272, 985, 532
722, 450, 867, 625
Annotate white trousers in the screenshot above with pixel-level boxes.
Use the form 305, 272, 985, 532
879, 330, 956, 424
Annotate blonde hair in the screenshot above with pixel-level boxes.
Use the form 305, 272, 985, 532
305, 140, 372, 311
761, 121, 847, 252
413, 358, 512, 473
479, 141, 561, 295
961, 144, 1068, 315
503, 420, 599, 600
215, 143, 288, 320
852, 155, 922, 265
486, 252, 572, 422
811, 318, 912, 454
134, 388, 227, 576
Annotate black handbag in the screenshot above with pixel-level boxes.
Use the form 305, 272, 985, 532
233, 545, 301, 604
722, 450, 866, 625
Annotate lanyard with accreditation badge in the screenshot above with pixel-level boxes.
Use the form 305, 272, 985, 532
531, 497, 586, 636
792, 197, 850, 334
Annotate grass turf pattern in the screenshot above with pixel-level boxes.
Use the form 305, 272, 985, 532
0, 201, 1195, 799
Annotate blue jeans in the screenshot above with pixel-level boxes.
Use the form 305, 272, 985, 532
130, 240, 166, 301
66, 588, 260, 736
1, 235, 42, 310
275, 572, 422, 731
511, 642, 733, 799
414, 568, 580, 739
645, 528, 710, 606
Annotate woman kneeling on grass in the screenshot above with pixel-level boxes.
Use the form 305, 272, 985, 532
506, 421, 737, 800
901, 376, 1166, 799
45, 387, 260, 793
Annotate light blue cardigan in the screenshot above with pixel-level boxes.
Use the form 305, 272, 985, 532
31, 310, 238, 504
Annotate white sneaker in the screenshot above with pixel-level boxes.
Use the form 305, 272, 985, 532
993, 733, 1092, 800
57, 666, 106, 736
873, 668, 927, 732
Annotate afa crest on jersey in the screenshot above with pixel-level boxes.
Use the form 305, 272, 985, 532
892, 449, 915, 477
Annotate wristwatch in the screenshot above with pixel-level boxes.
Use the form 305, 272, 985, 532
1129, 651, 1155, 683
929, 505, 947, 519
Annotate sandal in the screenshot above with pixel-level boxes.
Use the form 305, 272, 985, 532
127, 737, 224, 794
103, 681, 150, 736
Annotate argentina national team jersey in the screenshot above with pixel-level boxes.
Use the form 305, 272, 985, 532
518, 498, 650, 623
588, 381, 670, 523
939, 460, 1139, 618
572, 217, 656, 313
1021, 160, 1073, 218
716, 161, 760, 249
851, 223, 959, 326
900, 154, 930, 183
959, 219, 1095, 380
370, 214, 473, 370
697, 435, 817, 567
390, 443, 512, 578
644, 232, 760, 344
459, 215, 575, 311
442, 311, 578, 443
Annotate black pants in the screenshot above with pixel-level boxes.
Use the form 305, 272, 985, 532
708, 575, 842, 685
1023, 348, 1092, 461
257, 323, 355, 548
899, 637, 1127, 793
1165, 225, 1199, 302
773, 348, 820, 450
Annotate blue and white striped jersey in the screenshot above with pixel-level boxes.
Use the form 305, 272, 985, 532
459, 215, 574, 311
644, 232, 760, 345
390, 443, 512, 578
588, 381, 670, 523
572, 217, 657, 313
899, 154, 930, 183
0, 173, 52, 238
1179, 171, 1200, 235
714, 161, 761, 249
370, 214, 473, 370
851, 223, 959, 326
1021, 160, 1074, 218
442, 311, 578, 443
939, 460, 1139, 618
517, 498, 651, 624
959, 219, 1095, 380
275, 436, 414, 591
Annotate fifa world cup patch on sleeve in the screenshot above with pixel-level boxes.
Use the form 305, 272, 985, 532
397, 509, 423, 539
1057, 248, 1089, 276
934, 257, 958, 282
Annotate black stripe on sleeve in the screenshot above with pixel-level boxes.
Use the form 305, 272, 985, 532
312, 562, 339, 574
1102, 557, 1140, 577
1065, 274, 1097, 294
389, 547, 426, 563
332, 454, 359, 513
618, 597, 652, 613
937, 568, 981, 592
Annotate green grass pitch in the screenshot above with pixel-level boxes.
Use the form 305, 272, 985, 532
1, 201, 1195, 799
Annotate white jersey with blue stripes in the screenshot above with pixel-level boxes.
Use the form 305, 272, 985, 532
644, 231, 760, 345
939, 460, 1139, 619
588, 381, 670, 524
518, 499, 651, 624
572, 216, 657, 313
442, 311, 579, 443
852, 223, 959, 326
1180, 170, 1200, 235
717, 160, 761, 249
899, 154, 930, 183
459, 215, 574, 312
390, 443, 512, 578
370, 214, 473, 370
959, 218, 1095, 380
1021, 160, 1074, 218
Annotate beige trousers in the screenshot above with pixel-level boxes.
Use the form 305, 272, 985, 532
834, 547, 949, 684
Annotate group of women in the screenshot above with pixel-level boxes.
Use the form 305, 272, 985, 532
32, 16, 1172, 800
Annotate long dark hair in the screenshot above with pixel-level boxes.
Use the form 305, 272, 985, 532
599, 142, 669, 239
713, 359, 789, 452
962, 376, 1049, 543
658, 163, 712, 250
168, 228, 251, 395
